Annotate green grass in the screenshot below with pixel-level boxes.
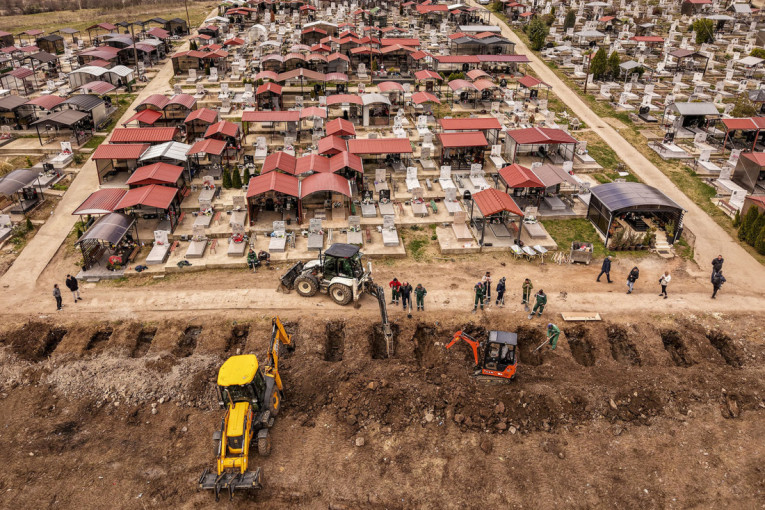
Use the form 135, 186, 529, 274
102, 94, 137, 133
541, 219, 608, 258
407, 239, 428, 262
81, 135, 106, 150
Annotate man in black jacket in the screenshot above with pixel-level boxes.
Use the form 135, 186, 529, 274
400, 282, 413, 313
65, 274, 82, 302
597, 256, 612, 283
711, 255, 724, 281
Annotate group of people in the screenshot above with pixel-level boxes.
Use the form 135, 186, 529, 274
596, 254, 727, 299
52, 275, 82, 310
389, 278, 427, 314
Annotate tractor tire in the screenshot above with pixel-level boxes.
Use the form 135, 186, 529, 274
328, 283, 353, 306
258, 435, 272, 457
295, 275, 319, 297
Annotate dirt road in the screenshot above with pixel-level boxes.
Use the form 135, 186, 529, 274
482, 5, 765, 286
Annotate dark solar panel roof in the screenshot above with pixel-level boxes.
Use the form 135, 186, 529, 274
62, 93, 104, 110
76, 212, 134, 245
590, 182, 684, 212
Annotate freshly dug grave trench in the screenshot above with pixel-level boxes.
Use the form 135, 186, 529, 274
516, 325, 544, 366
85, 328, 113, 355
660, 329, 694, 367
563, 325, 596, 367
706, 330, 742, 368
226, 324, 250, 354
131, 328, 156, 358
413, 323, 440, 367
369, 322, 400, 359
173, 326, 201, 358
607, 325, 641, 366
324, 321, 345, 362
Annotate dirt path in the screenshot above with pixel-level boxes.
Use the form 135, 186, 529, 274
482, 5, 765, 286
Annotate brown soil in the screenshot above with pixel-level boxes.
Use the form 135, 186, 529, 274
0, 312, 763, 508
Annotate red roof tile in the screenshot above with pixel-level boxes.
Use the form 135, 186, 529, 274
187, 138, 227, 156
110, 127, 178, 144
438, 131, 488, 148
262, 151, 297, 175
125, 162, 184, 186
472, 188, 523, 216
299, 172, 352, 198
123, 109, 163, 126
114, 184, 178, 210
91, 143, 149, 160
72, 188, 128, 215
440, 117, 501, 131
348, 138, 412, 155
184, 107, 218, 124
326, 118, 356, 137
242, 111, 300, 123
499, 163, 545, 188
204, 120, 239, 139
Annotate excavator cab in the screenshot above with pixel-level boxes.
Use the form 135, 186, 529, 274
446, 330, 517, 381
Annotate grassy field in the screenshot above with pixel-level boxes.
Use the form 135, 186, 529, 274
2, 2, 214, 36
542, 218, 609, 258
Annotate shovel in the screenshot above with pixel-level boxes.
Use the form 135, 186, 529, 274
533, 339, 550, 353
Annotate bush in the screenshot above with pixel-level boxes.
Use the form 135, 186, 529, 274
756, 224, 765, 255
222, 167, 232, 189
747, 212, 765, 246
607, 51, 620, 79
738, 207, 758, 242
563, 10, 576, 31
590, 47, 608, 81
526, 17, 549, 51
751, 48, 765, 59
25, 217, 33, 231
692, 19, 714, 44
732, 209, 741, 228
231, 167, 242, 189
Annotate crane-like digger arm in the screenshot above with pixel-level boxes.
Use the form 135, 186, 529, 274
446, 331, 480, 365
266, 317, 293, 391
367, 283, 393, 357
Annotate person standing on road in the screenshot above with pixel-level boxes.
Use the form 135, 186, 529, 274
414, 284, 427, 311
546, 323, 560, 350
522, 278, 533, 306
711, 255, 724, 282
389, 277, 401, 305
659, 271, 671, 299
53, 284, 62, 311
529, 289, 547, 319
597, 256, 612, 283
473, 281, 485, 312
400, 281, 413, 312
627, 266, 640, 294
711, 271, 726, 299
481, 272, 492, 300
495, 277, 506, 307
65, 274, 81, 302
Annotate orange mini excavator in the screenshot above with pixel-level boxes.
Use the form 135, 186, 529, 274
446, 329, 518, 381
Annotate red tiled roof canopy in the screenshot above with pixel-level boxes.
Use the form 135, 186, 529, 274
123, 109, 163, 126
262, 151, 297, 175
72, 188, 128, 215
187, 138, 227, 156
722, 118, 759, 131
256, 82, 283, 95
25, 95, 64, 110
91, 143, 149, 160
242, 110, 300, 123
326, 94, 363, 106
438, 131, 488, 148
139, 94, 170, 109
499, 163, 545, 188
472, 188, 523, 217
329, 151, 363, 174
318, 135, 348, 155
517, 75, 550, 88
114, 184, 178, 210
295, 154, 330, 175
110, 127, 178, 143
167, 94, 196, 109
204, 120, 239, 138
348, 138, 412, 155
184, 107, 218, 124
411, 91, 441, 105
631, 36, 664, 43
326, 118, 356, 137
125, 162, 184, 186
440, 117, 501, 131
507, 127, 577, 145
414, 69, 442, 81
378, 81, 405, 92
299, 172, 352, 198
742, 152, 765, 166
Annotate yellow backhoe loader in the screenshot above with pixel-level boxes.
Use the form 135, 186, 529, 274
198, 317, 294, 500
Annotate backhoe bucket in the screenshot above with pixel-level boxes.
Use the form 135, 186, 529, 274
199, 467, 263, 501
279, 262, 304, 291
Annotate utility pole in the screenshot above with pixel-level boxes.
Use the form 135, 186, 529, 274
129, 22, 140, 83
184, 0, 191, 34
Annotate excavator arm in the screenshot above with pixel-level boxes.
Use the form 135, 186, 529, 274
367, 283, 393, 357
445, 331, 481, 366
266, 317, 293, 391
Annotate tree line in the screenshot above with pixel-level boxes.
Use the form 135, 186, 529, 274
2, 0, 195, 16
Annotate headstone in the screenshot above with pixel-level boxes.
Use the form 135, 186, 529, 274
154, 230, 169, 245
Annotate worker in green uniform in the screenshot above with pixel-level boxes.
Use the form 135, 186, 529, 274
546, 323, 560, 350
522, 278, 533, 306
473, 281, 485, 312
415, 283, 427, 311
528, 289, 547, 319
247, 248, 258, 270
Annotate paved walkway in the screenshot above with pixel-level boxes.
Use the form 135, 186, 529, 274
483, 4, 765, 289
0, 42, 188, 291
